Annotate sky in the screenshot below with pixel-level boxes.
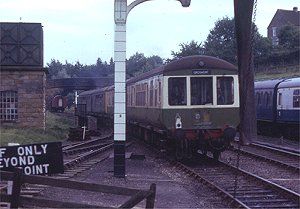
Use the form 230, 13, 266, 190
0, 0, 298, 66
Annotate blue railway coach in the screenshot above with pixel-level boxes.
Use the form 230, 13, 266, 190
255, 77, 300, 140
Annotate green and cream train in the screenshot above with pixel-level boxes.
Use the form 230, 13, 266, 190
77, 55, 240, 160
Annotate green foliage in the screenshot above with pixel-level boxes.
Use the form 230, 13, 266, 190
126, 53, 163, 77
47, 58, 114, 79
265, 24, 300, 67
171, 40, 204, 59
0, 112, 74, 146
204, 17, 237, 63
277, 24, 300, 50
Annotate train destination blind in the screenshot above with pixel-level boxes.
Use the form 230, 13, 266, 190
0, 142, 64, 175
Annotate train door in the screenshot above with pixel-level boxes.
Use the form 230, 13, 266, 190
58, 98, 63, 107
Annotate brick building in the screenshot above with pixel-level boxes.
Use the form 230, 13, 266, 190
0, 22, 46, 129
268, 7, 300, 45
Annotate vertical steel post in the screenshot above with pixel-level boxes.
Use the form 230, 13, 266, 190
234, 0, 256, 145
113, 0, 191, 178
114, 0, 127, 177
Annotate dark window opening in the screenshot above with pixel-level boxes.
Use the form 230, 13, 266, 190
191, 77, 213, 105
217, 77, 234, 105
168, 77, 187, 106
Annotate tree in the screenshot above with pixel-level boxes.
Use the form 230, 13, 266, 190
126, 52, 147, 78
171, 40, 204, 59
143, 55, 163, 72
253, 34, 272, 68
204, 17, 237, 64
126, 53, 163, 77
46, 59, 64, 79
203, 16, 270, 67
277, 23, 300, 50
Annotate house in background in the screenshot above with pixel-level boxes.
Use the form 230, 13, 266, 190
268, 7, 300, 45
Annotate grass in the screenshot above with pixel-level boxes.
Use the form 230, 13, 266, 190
0, 111, 75, 146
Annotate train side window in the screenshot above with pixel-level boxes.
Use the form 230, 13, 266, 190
293, 89, 300, 108
191, 77, 213, 105
278, 93, 282, 106
149, 80, 154, 107
168, 77, 187, 106
136, 83, 147, 107
256, 92, 260, 106
264, 92, 269, 107
154, 79, 158, 107
131, 86, 135, 106
217, 77, 234, 105
158, 80, 161, 107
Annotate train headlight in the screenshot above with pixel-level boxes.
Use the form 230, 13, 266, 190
195, 113, 201, 120
175, 113, 182, 129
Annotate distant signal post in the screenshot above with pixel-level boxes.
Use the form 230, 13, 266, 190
113, 0, 191, 177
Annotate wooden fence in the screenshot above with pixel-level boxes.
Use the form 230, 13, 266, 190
0, 169, 156, 208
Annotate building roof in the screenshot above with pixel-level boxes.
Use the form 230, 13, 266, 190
268, 7, 300, 29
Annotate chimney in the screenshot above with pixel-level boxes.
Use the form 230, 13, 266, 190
293, 7, 298, 12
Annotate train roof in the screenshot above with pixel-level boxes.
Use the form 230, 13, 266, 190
255, 79, 283, 89
78, 87, 109, 96
127, 55, 237, 84
278, 77, 300, 88
255, 77, 300, 89
79, 55, 238, 96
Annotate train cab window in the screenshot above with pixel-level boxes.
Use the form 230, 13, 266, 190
293, 89, 300, 108
217, 77, 234, 105
191, 77, 212, 105
0, 91, 18, 121
168, 77, 187, 105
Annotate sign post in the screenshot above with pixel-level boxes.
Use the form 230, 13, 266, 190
0, 142, 64, 175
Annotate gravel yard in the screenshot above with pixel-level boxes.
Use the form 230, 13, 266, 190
38, 142, 230, 208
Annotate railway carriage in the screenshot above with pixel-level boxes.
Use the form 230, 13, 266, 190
77, 55, 240, 159
255, 77, 300, 140
51, 95, 67, 112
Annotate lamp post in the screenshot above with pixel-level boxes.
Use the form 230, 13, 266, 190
113, 0, 191, 177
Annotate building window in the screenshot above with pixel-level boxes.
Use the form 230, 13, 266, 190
0, 91, 18, 121
272, 27, 279, 45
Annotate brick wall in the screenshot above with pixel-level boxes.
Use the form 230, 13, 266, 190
0, 68, 46, 129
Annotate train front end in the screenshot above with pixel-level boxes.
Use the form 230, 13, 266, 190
162, 56, 239, 159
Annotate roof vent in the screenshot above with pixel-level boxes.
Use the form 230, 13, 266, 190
293, 7, 298, 12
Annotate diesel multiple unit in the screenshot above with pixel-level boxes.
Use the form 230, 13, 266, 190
76, 55, 240, 159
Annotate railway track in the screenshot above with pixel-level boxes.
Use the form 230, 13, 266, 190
176, 158, 300, 208
133, 135, 300, 208
230, 141, 300, 171
1, 134, 117, 207
219, 140, 300, 194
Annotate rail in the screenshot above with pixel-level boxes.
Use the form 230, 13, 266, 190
0, 169, 156, 208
